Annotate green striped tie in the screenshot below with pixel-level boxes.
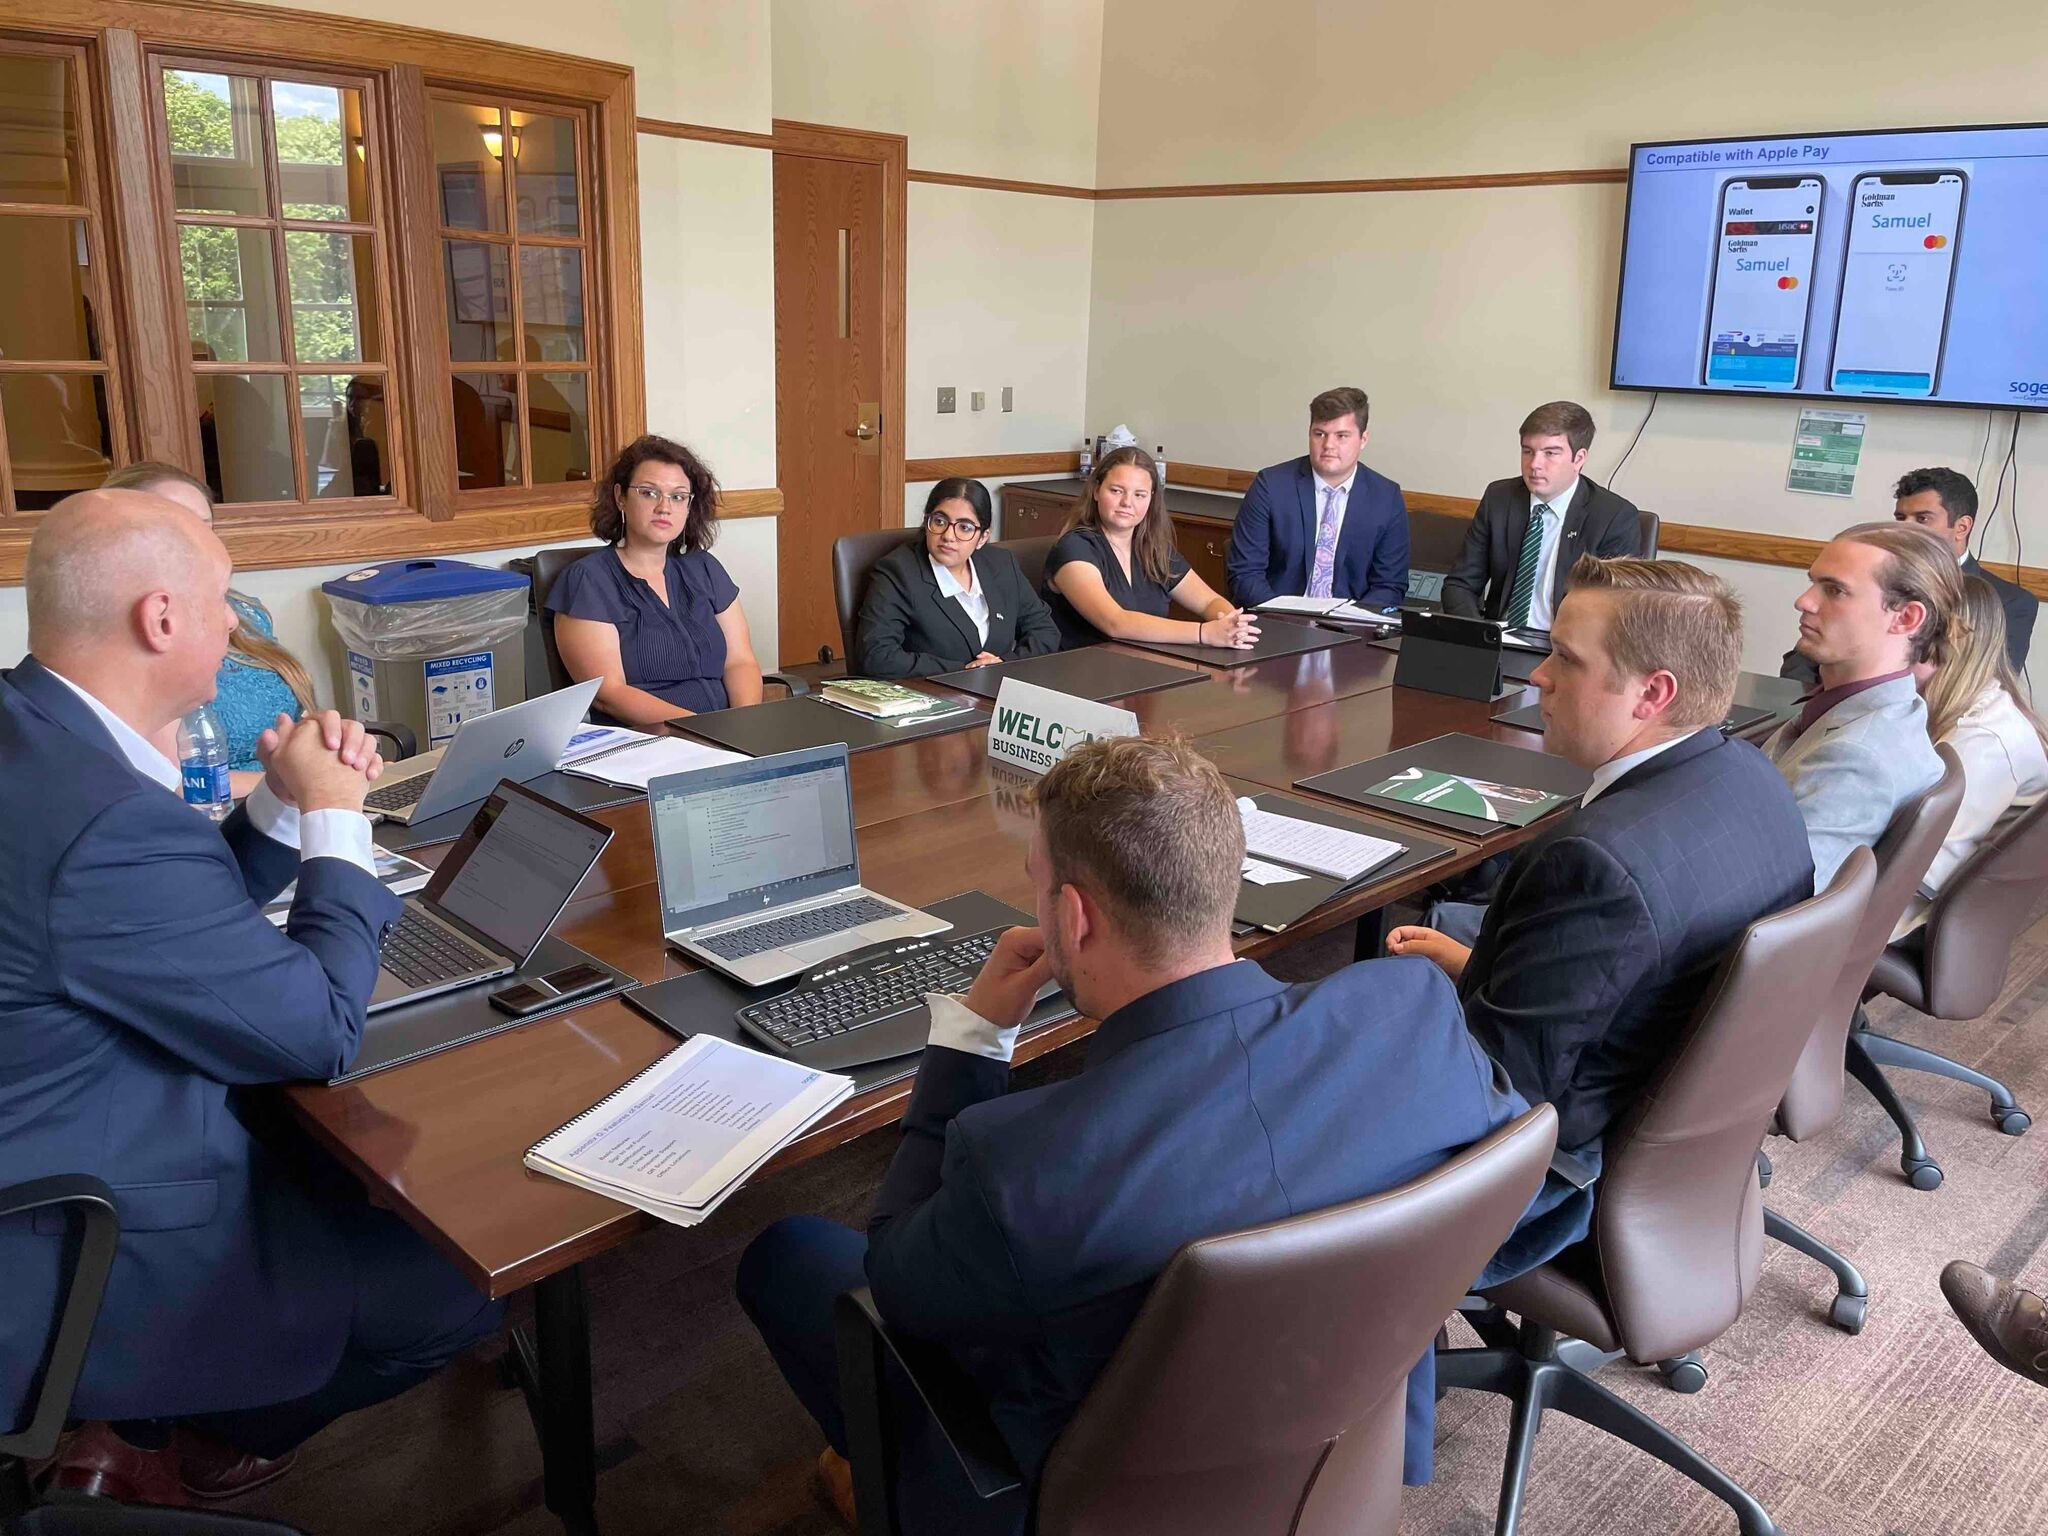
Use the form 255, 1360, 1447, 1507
1506, 504, 1552, 627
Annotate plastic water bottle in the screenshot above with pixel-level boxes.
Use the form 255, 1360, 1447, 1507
1078, 436, 1094, 480
177, 703, 233, 822
1154, 444, 1168, 485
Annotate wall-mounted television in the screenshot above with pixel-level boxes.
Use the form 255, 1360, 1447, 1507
1611, 122, 2048, 411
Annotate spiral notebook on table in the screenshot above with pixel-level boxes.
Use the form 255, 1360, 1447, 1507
523, 1033, 854, 1227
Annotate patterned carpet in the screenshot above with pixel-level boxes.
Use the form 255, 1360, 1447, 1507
237, 913, 2048, 1536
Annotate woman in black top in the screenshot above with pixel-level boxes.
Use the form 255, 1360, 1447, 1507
855, 479, 1061, 677
1041, 446, 1258, 650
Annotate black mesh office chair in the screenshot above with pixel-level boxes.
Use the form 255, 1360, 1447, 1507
1, 1177, 306, 1535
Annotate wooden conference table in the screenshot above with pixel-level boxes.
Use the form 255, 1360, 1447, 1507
276, 637, 1770, 1534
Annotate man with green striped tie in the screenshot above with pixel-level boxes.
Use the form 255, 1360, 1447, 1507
1442, 401, 1646, 629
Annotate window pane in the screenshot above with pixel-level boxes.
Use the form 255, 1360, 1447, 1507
529, 373, 589, 484
520, 246, 584, 361
452, 372, 520, 488
301, 373, 392, 498
0, 52, 81, 206
272, 81, 368, 222
164, 70, 267, 217
180, 225, 282, 362
432, 101, 506, 232
286, 231, 380, 362
0, 372, 112, 511
197, 372, 293, 502
444, 240, 513, 362
511, 111, 579, 237
0, 216, 100, 361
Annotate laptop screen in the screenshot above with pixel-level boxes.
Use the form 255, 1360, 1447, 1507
650, 745, 859, 929
424, 780, 614, 961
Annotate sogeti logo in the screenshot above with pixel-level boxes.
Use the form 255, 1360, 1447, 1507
2009, 381, 2048, 400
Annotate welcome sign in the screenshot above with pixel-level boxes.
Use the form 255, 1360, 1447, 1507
987, 678, 1139, 776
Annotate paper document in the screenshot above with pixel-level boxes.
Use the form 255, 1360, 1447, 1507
557, 724, 655, 766
524, 1034, 854, 1227
265, 846, 431, 925
1236, 798, 1403, 882
1255, 595, 1346, 615
1326, 601, 1401, 625
559, 735, 748, 790
1500, 630, 1550, 651
1242, 857, 1310, 886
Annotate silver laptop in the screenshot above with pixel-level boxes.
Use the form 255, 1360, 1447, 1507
367, 778, 614, 1013
649, 743, 947, 987
363, 678, 602, 824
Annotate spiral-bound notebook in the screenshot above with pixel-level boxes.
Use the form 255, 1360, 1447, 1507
523, 1033, 854, 1227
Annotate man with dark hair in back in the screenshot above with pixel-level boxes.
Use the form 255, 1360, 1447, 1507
1442, 401, 1643, 629
1225, 386, 1411, 611
1780, 467, 2036, 685
737, 736, 1526, 1532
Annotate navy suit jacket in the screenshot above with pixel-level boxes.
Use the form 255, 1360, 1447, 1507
1226, 456, 1410, 609
1462, 729, 1813, 1155
0, 657, 402, 1424
864, 956, 1527, 1497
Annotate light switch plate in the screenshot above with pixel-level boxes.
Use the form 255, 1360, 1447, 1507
970, 390, 986, 412
937, 387, 955, 413
1001, 386, 1014, 412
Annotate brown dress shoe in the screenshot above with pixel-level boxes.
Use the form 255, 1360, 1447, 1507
1941, 1260, 2048, 1387
816, 1446, 858, 1530
43, 1422, 187, 1507
177, 1429, 298, 1501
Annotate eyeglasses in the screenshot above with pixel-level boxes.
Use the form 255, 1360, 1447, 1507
626, 483, 692, 509
925, 513, 984, 539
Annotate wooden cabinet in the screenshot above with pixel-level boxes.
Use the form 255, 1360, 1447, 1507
1171, 514, 1232, 594
997, 482, 1074, 541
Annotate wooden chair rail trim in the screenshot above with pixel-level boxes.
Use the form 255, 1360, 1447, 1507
906, 168, 1095, 201
0, 487, 781, 583
907, 451, 1082, 480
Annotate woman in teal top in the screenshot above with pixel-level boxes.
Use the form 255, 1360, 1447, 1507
104, 463, 318, 793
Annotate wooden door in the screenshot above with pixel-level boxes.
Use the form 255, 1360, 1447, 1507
775, 148, 890, 663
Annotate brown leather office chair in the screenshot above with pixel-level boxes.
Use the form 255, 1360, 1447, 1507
1445, 848, 1873, 1536
1760, 746, 1963, 1335
834, 1104, 1560, 1536
520, 545, 807, 714
1856, 789, 2048, 1155
995, 534, 1057, 599
1636, 509, 1660, 558
831, 527, 925, 665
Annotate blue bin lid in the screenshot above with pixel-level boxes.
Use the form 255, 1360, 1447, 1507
321, 558, 528, 605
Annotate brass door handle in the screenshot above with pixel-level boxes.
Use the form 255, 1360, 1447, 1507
847, 423, 878, 440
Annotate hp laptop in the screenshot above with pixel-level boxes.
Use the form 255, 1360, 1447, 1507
649, 743, 948, 987
363, 678, 602, 824
367, 778, 614, 1013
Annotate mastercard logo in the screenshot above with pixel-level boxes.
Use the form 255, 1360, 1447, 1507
1924, 234, 1949, 249
1777, 276, 1800, 290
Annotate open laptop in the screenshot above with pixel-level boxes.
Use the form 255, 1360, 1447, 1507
649, 743, 948, 987
363, 678, 602, 824
367, 778, 614, 1013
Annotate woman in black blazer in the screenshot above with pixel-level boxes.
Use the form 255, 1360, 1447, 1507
854, 478, 1061, 677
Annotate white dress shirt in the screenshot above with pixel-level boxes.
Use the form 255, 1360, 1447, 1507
924, 990, 1021, 1063
1522, 477, 1579, 631
930, 554, 990, 646
1581, 728, 1690, 807
45, 666, 375, 875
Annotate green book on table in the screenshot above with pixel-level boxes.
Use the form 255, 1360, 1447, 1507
820, 678, 946, 718
1359, 767, 1565, 826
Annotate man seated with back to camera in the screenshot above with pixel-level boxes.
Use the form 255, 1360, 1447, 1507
737, 735, 1529, 1532
0, 491, 504, 1506
1780, 468, 2036, 687
1765, 521, 1955, 888
1389, 557, 1813, 1277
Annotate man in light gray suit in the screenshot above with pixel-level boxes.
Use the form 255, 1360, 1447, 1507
1766, 521, 1960, 886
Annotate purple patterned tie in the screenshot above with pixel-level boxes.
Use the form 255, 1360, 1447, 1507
1308, 483, 1341, 598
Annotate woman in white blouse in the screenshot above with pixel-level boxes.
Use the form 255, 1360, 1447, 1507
1901, 575, 2048, 937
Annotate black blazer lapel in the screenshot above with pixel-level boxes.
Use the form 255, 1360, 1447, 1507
1499, 492, 1532, 618
1553, 485, 1594, 610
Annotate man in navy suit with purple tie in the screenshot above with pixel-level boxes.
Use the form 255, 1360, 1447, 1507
1226, 386, 1411, 612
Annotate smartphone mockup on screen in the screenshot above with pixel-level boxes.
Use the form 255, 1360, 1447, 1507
1700, 176, 1824, 391
1829, 170, 1967, 399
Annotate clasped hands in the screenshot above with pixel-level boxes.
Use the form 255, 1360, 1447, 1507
255, 710, 386, 815
1199, 608, 1260, 649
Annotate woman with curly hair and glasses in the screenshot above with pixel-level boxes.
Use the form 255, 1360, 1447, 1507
545, 434, 764, 723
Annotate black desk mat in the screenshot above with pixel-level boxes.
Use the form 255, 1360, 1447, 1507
329, 935, 636, 1084
1235, 791, 1457, 933
1297, 731, 1591, 841
375, 769, 644, 853
1115, 622, 1359, 671
674, 693, 988, 757
622, 890, 1076, 1095
932, 646, 1208, 703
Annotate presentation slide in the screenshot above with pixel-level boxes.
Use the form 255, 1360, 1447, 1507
1613, 124, 2048, 409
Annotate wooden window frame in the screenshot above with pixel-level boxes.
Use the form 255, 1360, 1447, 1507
0, 0, 643, 583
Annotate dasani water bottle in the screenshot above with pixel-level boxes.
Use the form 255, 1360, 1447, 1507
178, 703, 233, 822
